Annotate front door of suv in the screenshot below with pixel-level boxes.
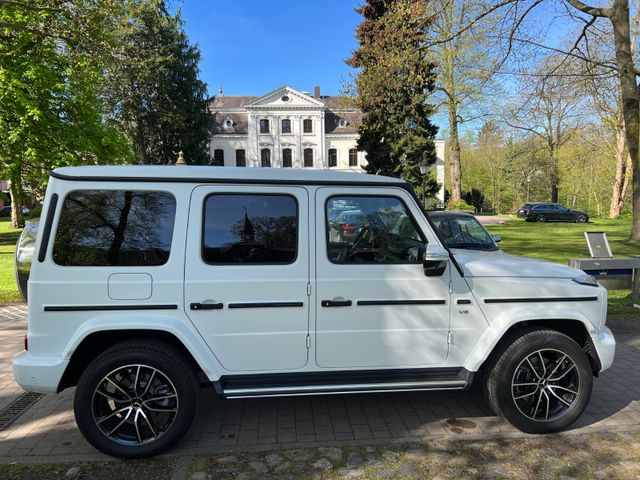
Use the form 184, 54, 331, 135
315, 188, 451, 368
184, 186, 310, 372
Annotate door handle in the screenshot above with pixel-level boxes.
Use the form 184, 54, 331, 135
321, 299, 352, 307
190, 302, 223, 310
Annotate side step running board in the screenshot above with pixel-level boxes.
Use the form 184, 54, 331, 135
216, 367, 473, 399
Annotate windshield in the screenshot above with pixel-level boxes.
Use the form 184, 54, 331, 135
431, 215, 498, 251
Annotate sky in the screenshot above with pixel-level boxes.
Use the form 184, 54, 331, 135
178, 0, 362, 98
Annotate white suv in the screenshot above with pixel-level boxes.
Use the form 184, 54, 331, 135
13, 166, 615, 458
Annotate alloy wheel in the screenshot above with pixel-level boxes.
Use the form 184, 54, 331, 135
511, 349, 580, 422
91, 364, 179, 446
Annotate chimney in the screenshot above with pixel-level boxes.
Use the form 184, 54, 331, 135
314, 85, 320, 99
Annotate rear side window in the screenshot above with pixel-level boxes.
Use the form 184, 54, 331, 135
202, 194, 298, 264
53, 190, 176, 266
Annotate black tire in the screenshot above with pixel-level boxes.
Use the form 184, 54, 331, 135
74, 340, 200, 459
483, 328, 593, 434
536, 215, 546, 222
575, 215, 587, 223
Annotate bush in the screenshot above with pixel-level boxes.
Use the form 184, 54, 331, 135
463, 188, 486, 212
423, 196, 442, 211
27, 206, 42, 219
448, 199, 475, 211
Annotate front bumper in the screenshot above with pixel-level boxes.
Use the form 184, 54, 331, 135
13, 351, 68, 393
591, 326, 616, 372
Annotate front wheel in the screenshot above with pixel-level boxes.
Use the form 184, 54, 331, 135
575, 215, 587, 223
74, 340, 200, 458
484, 328, 593, 433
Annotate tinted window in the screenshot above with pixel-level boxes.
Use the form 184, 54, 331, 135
326, 196, 424, 264
203, 194, 297, 264
430, 215, 497, 251
53, 190, 176, 266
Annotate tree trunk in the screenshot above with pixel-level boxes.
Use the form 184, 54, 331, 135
448, 104, 462, 203
610, 0, 640, 240
549, 144, 559, 203
609, 125, 629, 217
8, 174, 24, 229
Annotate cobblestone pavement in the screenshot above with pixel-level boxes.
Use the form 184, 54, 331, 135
1, 303, 639, 464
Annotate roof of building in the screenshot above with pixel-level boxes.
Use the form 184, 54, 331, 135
50, 165, 407, 186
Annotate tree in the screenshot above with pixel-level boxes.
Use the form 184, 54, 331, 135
427, 0, 502, 204
347, 0, 440, 198
107, 1, 211, 165
504, 55, 584, 203
0, 0, 131, 228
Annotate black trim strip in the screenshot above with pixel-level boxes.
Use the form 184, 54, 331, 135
228, 302, 304, 309
484, 296, 598, 304
219, 367, 468, 390
44, 304, 178, 312
457, 299, 472, 305
357, 299, 446, 306
49, 170, 410, 189
38, 193, 58, 263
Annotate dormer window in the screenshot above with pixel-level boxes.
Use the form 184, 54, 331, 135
223, 117, 234, 129
338, 119, 348, 128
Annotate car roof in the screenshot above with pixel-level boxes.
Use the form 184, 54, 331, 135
51, 165, 408, 187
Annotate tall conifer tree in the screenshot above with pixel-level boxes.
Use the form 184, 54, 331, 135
347, 0, 439, 198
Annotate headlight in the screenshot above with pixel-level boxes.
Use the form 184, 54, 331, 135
572, 274, 599, 287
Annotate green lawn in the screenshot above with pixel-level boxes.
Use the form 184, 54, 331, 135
1, 216, 639, 318
0, 218, 22, 304
485, 217, 640, 318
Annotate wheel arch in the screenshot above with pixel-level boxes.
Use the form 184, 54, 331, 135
471, 319, 601, 377
58, 328, 215, 392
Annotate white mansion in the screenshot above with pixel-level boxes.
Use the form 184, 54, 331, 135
208, 85, 445, 201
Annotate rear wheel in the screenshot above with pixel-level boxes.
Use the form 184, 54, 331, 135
484, 328, 593, 433
74, 340, 200, 458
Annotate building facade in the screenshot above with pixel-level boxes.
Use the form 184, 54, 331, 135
208, 85, 445, 203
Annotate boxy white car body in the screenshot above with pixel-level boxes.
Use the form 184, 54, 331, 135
14, 165, 614, 397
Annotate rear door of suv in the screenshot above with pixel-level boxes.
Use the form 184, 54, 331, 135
184, 185, 310, 372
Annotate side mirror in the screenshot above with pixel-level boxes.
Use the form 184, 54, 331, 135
491, 234, 502, 243
423, 244, 449, 277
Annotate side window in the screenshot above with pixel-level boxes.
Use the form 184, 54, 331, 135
326, 196, 424, 264
203, 194, 298, 264
53, 190, 176, 266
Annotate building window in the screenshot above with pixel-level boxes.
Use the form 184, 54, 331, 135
259, 119, 270, 134
213, 149, 224, 166
53, 190, 176, 266
328, 149, 337, 168
261, 148, 271, 167
282, 148, 292, 168
202, 194, 298, 264
303, 148, 313, 167
338, 119, 348, 128
235, 149, 246, 167
349, 148, 358, 167
303, 119, 313, 134
281, 119, 292, 134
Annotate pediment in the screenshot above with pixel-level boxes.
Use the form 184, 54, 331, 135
245, 86, 325, 109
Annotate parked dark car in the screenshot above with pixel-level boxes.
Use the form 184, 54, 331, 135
0, 205, 30, 217
429, 211, 501, 251
517, 202, 588, 223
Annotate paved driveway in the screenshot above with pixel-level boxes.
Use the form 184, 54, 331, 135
1, 304, 639, 463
